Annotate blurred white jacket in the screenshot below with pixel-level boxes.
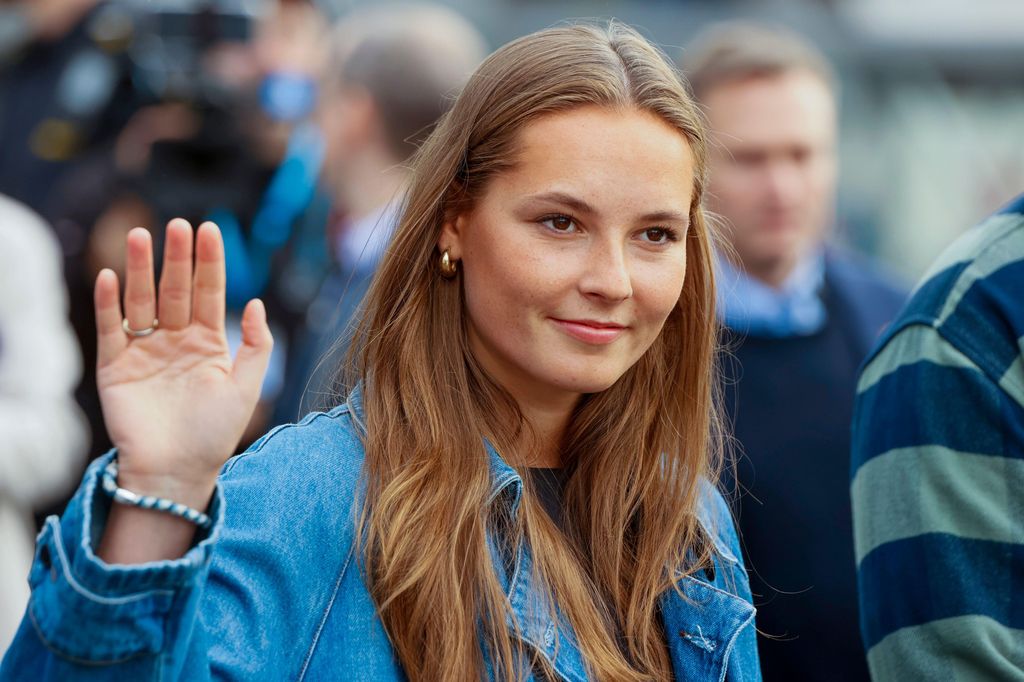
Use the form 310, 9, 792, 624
0, 195, 87, 652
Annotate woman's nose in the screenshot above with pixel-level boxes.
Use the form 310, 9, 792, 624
578, 239, 632, 302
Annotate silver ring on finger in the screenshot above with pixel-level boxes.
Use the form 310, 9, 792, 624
122, 318, 159, 337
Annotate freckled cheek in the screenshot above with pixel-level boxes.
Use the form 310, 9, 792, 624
632, 264, 686, 329
467, 249, 527, 298
462, 263, 545, 349
465, 239, 568, 317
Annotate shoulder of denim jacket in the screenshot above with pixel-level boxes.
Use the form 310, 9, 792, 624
694, 479, 741, 567
219, 402, 367, 511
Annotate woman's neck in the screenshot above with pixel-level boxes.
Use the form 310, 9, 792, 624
513, 393, 579, 469
466, 327, 580, 468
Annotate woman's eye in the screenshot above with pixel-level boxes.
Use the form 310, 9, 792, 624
641, 227, 672, 243
541, 215, 577, 233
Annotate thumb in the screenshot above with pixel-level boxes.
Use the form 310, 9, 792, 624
232, 298, 274, 400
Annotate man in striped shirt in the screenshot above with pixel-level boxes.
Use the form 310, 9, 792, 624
851, 194, 1024, 678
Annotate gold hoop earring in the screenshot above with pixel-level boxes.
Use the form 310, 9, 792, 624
439, 249, 458, 279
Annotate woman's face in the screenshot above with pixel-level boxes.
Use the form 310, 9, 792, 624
442, 105, 695, 409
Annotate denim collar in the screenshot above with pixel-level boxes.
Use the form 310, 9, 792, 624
716, 247, 827, 337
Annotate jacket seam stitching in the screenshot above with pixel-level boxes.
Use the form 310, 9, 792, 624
716, 608, 756, 682
674, 572, 752, 607
223, 406, 352, 475
297, 542, 356, 680
936, 318, 1016, 394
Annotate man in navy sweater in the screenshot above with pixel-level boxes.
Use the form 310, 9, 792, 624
681, 24, 906, 680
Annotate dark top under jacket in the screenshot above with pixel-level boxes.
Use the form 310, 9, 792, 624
529, 467, 568, 530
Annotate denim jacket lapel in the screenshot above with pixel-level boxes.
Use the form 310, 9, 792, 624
659, 572, 756, 682
479, 441, 590, 681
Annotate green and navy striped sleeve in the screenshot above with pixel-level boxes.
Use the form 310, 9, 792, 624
851, 195, 1024, 680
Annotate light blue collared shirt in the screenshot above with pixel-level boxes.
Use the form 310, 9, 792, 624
716, 250, 827, 338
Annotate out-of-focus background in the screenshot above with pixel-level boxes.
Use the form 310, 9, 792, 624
1, 0, 1021, 667
5, 0, 1022, 438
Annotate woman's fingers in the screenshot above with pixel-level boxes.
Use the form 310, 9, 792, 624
157, 219, 194, 330
192, 222, 226, 332
95, 268, 127, 367
232, 298, 274, 400
123, 227, 157, 334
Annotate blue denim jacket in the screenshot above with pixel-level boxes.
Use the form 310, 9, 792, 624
1, 389, 760, 681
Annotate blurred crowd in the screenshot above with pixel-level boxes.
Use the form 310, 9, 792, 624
0, 0, 487, 652
0, 1, 489, 463
1, 1, 1020, 679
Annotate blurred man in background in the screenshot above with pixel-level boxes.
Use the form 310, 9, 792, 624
681, 23, 906, 680
274, 3, 487, 421
0, 196, 87, 651
852, 193, 1024, 679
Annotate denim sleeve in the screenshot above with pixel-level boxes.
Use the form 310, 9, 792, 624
1, 409, 362, 681
0, 450, 224, 679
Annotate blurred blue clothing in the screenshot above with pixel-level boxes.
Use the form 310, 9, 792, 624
273, 201, 402, 423
851, 194, 1024, 680
720, 247, 907, 681
1, 387, 761, 681
716, 249, 826, 337
216, 122, 326, 311
334, 200, 404, 273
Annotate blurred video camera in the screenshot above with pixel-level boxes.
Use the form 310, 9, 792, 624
129, 0, 256, 107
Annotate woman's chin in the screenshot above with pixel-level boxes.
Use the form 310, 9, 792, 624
543, 371, 624, 396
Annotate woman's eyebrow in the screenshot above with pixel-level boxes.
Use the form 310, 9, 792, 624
639, 210, 690, 226
525, 191, 689, 226
525, 191, 595, 215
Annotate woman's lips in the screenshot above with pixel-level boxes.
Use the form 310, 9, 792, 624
550, 318, 627, 345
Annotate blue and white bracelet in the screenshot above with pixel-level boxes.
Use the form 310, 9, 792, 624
101, 458, 213, 531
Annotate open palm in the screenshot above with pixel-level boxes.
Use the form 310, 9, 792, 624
95, 219, 272, 492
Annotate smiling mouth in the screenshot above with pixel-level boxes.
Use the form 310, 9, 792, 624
550, 318, 628, 345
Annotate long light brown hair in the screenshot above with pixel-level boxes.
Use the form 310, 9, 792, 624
346, 21, 724, 681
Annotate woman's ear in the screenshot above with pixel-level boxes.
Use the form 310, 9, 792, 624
438, 212, 467, 260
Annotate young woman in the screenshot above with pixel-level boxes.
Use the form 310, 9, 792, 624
1, 22, 760, 681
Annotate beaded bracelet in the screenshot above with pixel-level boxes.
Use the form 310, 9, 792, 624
101, 458, 214, 531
